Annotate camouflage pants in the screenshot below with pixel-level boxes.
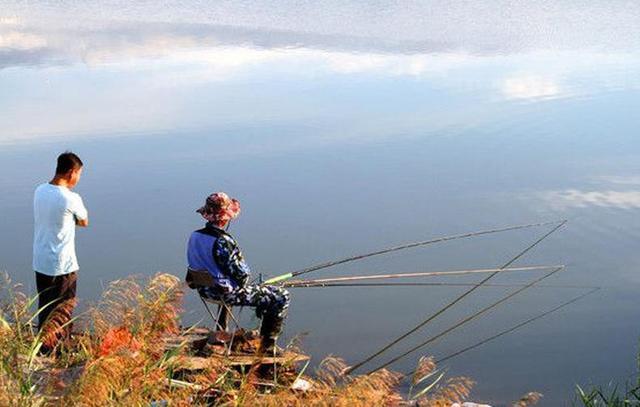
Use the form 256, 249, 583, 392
199, 284, 290, 338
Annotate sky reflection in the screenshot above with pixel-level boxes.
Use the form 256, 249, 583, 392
2, 1, 640, 145
1, 3, 640, 405
1, 15, 639, 145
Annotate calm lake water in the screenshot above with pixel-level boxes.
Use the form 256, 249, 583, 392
1, 2, 640, 405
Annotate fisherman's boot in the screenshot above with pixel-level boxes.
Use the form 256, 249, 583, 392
259, 336, 277, 355
258, 313, 283, 354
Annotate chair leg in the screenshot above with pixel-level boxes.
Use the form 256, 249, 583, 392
199, 298, 247, 356
224, 304, 242, 328
272, 340, 278, 383
222, 303, 239, 356
200, 297, 226, 332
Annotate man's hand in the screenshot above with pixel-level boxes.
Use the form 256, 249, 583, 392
75, 217, 89, 227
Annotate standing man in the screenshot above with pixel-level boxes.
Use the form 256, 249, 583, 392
33, 151, 88, 350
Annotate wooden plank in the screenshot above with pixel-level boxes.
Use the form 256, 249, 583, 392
174, 356, 213, 371
210, 352, 310, 366
173, 352, 309, 371
162, 330, 209, 352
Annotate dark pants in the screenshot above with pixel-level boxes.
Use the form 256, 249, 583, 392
35, 271, 77, 338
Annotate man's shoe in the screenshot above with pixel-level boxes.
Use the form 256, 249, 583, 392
258, 337, 277, 355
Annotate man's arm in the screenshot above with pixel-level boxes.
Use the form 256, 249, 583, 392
72, 194, 89, 227
213, 235, 251, 287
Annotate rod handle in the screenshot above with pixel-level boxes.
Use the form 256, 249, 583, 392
263, 273, 293, 285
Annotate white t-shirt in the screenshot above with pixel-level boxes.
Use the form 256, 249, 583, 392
33, 183, 88, 276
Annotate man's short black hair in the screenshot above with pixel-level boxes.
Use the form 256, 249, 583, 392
56, 151, 83, 174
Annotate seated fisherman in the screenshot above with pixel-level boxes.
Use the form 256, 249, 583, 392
186, 192, 290, 353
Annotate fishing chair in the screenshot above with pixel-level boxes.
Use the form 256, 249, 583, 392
186, 269, 244, 354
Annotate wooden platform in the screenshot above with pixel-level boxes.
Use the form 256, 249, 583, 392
163, 326, 310, 374
175, 351, 309, 371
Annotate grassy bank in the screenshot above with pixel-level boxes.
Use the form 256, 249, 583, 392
1, 272, 543, 406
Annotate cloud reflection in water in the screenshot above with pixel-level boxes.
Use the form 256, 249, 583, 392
541, 190, 640, 210
1, 2, 639, 146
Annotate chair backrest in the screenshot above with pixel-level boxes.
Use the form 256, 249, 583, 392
185, 269, 215, 289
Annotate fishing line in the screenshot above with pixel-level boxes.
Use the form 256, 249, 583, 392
263, 220, 565, 285
364, 266, 565, 375
433, 287, 600, 365
344, 220, 567, 375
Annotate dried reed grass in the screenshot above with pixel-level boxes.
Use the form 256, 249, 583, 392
0, 271, 543, 406
513, 391, 543, 406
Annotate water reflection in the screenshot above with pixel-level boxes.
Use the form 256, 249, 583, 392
1, 2, 640, 405
502, 75, 560, 100
541, 190, 640, 210
2, 3, 640, 148
4, 1, 640, 54
1, 41, 639, 146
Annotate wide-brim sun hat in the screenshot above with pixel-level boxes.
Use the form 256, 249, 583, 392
196, 192, 241, 227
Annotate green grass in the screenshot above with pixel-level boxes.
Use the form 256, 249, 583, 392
575, 345, 640, 406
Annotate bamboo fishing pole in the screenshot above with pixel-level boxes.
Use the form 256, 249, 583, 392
344, 220, 567, 375
433, 287, 600, 365
287, 281, 594, 290
282, 265, 562, 287
262, 220, 565, 285
364, 265, 565, 375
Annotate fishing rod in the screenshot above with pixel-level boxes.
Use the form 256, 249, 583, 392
432, 287, 600, 365
287, 281, 594, 290
343, 220, 567, 375
364, 265, 565, 375
282, 265, 561, 287
262, 220, 565, 285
